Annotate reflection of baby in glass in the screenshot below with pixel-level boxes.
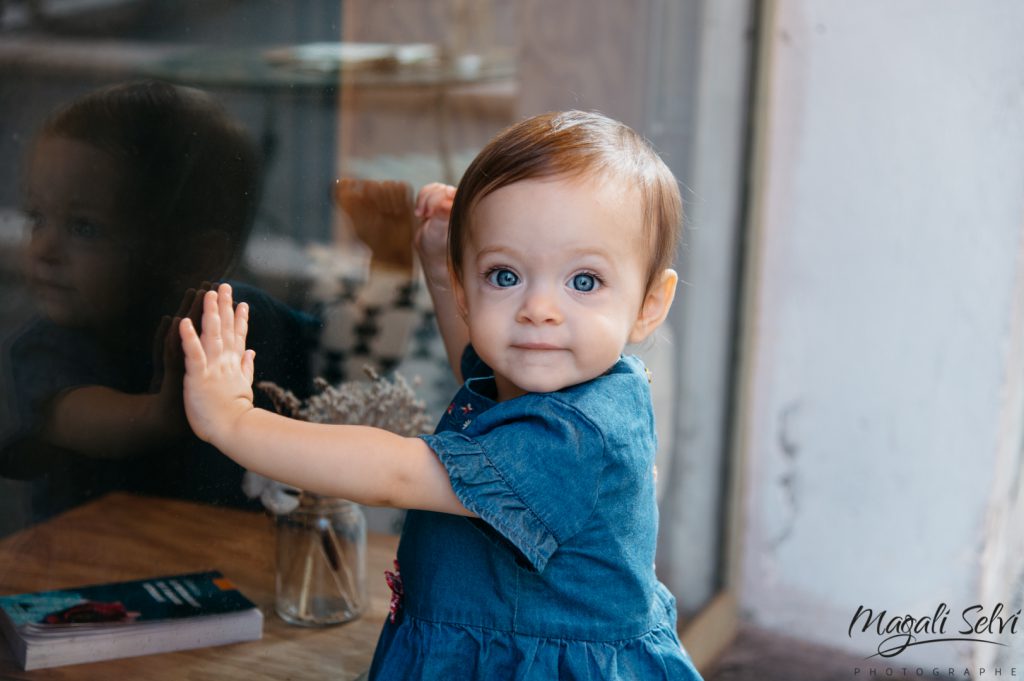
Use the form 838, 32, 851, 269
1, 81, 316, 517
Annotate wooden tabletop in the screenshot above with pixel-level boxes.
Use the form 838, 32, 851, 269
0, 493, 399, 680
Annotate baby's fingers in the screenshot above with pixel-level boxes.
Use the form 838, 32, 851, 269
164, 315, 186, 376
185, 284, 207, 333
241, 349, 256, 384
153, 314, 171, 359
437, 184, 456, 214
173, 288, 196, 319
217, 283, 236, 350
234, 302, 249, 355
200, 289, 224, 360
415, 182, 452, 217
413, 185, 432, 217
179, 318, 207, 376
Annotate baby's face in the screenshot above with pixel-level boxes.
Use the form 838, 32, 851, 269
454, 175, 652, 401
23, 136, 147, 329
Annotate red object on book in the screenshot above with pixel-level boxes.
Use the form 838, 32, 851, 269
43, 601, 130, 625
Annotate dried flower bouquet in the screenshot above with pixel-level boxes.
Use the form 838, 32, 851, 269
246, 367, 431, 623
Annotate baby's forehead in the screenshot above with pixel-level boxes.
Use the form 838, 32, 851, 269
475, 172, 647, 230
468, 177, 647, 254
476, 170, 644, 212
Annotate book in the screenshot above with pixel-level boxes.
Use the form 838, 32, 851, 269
0, 570, 263, 670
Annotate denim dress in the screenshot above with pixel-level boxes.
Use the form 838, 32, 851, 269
368, 347, 702, 680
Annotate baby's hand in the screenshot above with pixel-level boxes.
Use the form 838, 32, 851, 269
414, 183, 456, 289
179, 283, 256, 445
137, 284, 207, 439
152, 284, 208, 387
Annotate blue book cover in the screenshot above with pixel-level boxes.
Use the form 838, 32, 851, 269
0, 571, 263, 669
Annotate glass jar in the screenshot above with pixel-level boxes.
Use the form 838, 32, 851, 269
275, 494, 367, 626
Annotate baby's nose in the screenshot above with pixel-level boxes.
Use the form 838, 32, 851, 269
516, 285, 563, 325
28, 221, 64, 262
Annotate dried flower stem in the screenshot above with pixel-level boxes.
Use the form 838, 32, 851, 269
298, 538, 316, 618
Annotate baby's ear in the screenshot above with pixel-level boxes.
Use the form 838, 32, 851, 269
628, 269, 678, 344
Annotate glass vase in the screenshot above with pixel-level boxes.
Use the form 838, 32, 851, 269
275, 494, 367, 626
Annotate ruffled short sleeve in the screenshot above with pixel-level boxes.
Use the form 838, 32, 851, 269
421, 397, 605, 573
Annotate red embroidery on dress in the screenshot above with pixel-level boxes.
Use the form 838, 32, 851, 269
460, 403, 473, 414
446, 402, 455, 415
384, 559, 403, 623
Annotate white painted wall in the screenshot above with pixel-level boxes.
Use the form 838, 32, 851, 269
738, 1, 1024, 668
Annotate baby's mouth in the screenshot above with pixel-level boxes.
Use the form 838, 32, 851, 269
512, 342, 562, 351
32, 277, 72, 290
29, 276, 75, 299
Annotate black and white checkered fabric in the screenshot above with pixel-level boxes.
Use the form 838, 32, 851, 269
311, 269, 457, 417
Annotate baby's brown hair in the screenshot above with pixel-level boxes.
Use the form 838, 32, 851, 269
448, 110, 682, 293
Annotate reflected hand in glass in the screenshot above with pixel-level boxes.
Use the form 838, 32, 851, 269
333, 178, 416, 274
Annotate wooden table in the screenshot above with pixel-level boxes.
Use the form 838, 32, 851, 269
0, 493, 399, 679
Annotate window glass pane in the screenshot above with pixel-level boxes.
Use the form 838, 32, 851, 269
0, 2, 520, 532
0, 2, 737, 634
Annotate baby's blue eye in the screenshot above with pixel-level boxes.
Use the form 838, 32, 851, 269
24, 211, 44, 232
570, 273, 599, 292
487, 268, 520, 288
68, 218, 100, 240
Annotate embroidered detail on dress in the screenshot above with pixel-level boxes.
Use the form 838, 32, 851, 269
461, 419, 472, 430
460, 403, 473, 414
446, 402, 455, 415
384, 559, 403, 623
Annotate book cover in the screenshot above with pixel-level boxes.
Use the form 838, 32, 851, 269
0, 570, 263, 670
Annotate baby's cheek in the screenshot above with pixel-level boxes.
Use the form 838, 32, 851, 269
76, 254, 145, 317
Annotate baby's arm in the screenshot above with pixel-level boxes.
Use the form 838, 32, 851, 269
41, 388, 181, 458
38, 288, 205, 459
179, 284, 473, 516
414, 183, 469, 382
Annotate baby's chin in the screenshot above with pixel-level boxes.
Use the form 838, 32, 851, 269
33, 297, 80, 327
38, 308, 97, 330
31, 293, 123, 331
503, 368, 613, 398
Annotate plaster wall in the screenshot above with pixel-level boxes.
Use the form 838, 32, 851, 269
738, 1, 1024, 667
